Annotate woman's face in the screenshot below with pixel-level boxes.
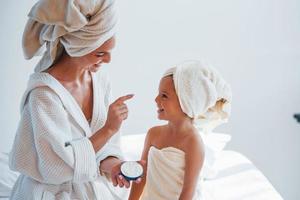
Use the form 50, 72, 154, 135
155, 76, 185, 121
85, 36, 116, 72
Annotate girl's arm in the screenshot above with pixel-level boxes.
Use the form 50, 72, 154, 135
128, 128, 155, 200
179, 134, 205, 200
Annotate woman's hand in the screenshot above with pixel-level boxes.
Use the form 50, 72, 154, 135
89, 94, 133, 153
110, 161, 142, 188
104, 94, 134, 135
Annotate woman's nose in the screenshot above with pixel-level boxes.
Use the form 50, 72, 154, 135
103, 53, 111, 63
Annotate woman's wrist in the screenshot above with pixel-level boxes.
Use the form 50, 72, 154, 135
89, 126, 116, 153
102, 125, 117, 137
100, 157, 122, 174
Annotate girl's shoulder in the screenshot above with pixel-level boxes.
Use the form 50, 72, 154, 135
181, 129, 204, 154
145, 125, 167, 145
147, 125, 168, 137
148, 125, 166, 133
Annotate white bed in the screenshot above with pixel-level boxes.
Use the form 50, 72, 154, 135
201, 150, 283, 200
0, 134, 283, 200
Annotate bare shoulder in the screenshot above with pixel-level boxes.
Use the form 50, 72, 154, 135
140, 125, 166, 160
182, 129, 204, 156
148, 125, 165, 135
146, 125, 166, 145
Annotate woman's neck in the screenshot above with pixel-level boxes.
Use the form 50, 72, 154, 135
46, 53, 90, 82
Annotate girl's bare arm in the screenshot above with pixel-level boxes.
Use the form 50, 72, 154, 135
128, 127, 156, 200
179, 133, 205, 200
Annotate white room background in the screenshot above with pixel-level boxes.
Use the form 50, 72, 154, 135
0, 0, 299, 199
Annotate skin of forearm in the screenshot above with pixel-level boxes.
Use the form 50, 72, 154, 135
179, 194, 193, 200
179, 188, 195, 200
128, 176, 146, 200
89, 126, 115, 153
99, 156, 122, 174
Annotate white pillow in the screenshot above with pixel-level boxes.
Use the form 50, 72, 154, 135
200, 132, 231, 180
121, 134, 146, 161
0, 152, 19, 197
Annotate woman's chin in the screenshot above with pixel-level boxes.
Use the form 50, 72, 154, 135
89, 65, 101, 72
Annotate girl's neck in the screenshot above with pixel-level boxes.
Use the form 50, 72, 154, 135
167, 117, 194, 135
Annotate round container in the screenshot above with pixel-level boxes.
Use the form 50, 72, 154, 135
120, 161, 143, 181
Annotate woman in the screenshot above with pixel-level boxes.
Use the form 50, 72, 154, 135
9, 0, 139, 199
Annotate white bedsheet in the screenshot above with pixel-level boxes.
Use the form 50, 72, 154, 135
203, 150, 283, 200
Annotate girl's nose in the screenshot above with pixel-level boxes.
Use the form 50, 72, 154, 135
155, 95, 159, 103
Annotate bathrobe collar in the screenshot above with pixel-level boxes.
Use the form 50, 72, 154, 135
20, 72, 99, 137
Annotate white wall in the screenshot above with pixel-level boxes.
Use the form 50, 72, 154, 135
1, 0, 299, 199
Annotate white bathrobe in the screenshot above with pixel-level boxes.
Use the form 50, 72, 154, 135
9, 70, 124, 200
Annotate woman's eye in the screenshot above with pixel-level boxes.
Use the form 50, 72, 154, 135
96, 52, 105, 57
162, 94, 168, 98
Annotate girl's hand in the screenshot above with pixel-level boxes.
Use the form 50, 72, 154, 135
104, 94, 134, 135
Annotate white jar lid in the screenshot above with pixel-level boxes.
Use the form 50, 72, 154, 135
120, 161, 143, 180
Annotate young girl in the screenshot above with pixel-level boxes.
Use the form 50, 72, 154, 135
128, 60, 232, 200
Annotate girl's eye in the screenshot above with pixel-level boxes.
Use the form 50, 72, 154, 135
162, 94, 168, 98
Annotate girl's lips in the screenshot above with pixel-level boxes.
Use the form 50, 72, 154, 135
157, 108, 164, 113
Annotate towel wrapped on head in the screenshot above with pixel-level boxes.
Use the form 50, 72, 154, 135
22, 0, 117, 72
163, 60, 232, 132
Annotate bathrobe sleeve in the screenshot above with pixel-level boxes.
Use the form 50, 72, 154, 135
10, 86, 98, 185
95, 130, 123, 165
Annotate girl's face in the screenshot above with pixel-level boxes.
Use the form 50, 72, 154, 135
83, 36, 116, 72
155, 76, 186, 121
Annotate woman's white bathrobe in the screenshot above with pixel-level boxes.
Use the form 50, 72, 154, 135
9, 70, 124, 200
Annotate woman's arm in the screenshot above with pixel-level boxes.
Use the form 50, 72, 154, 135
89, 95, 135, 187
89, 94, 134, 152
128, 128, 155, 200
179, 133, 205, 200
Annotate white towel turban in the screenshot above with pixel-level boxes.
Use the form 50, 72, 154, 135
163, 60, 232, 131
22, 0, 117, 72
